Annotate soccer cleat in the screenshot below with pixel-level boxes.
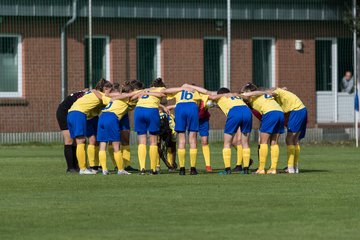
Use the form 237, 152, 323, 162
219, 167, 232, 175
232, 165, 242, 172
102, 170, 110, 175
168, 168, 177, 173
156, 166, 161, 172
179, 167, 186, 176
140, 169, 146, 175
190, 167, 198, 175
287, 167, 295, 174
241, 167, 250, 174
254, 169, 266, 175
66, 168, 78, 174
205, 166, 213, 172
79, 168, 97, 175
125, 166, 139, 172
294, 166, 299, 174
267, 169, 277, 175
150, 170, 158, 175
118, 170, 131, 175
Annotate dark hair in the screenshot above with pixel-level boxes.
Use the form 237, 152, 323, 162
131, 80, 144, 90
160, 98, 168, 106
151, 78, 166, 88
121, 84, 133, 93
217, 87, 230, 94
94, 78, 113, 92
111, 82, 121, 93
241, 82, 258, 93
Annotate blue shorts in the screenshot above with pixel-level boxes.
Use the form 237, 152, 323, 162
199, 118, 210, 137
260, 111, 285, 134
119, 112, 130, 131
174, 102, 199, 132
134, 107, 160, 135
97, 112, 120, 142
86, 116, 98, 137
224, 106, 252, 135
67, 111, 87, 139
288, 108, 307, 140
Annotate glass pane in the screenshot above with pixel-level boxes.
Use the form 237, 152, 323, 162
137, 38, 157, 87
316, 40, 332, 91
85, 38, 107, 88
253, 39, 271, 88
0, 37, 18, 92
337, 38, 353, 93
204, 39, 222, 91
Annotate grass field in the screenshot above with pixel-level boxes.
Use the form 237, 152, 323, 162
0, 143, 359, 240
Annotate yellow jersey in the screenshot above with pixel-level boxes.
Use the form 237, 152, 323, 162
101, 96, 129, 120
167, 90, 208, 105
249, 94, 283, 115
69, 91, 104, 116
216, 96, 247, 116
273, 88, 305, 113
136, 87, 165, 108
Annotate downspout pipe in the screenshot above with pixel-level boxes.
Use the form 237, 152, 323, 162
61, 0, 78, 100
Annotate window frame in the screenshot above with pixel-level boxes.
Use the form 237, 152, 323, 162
136, 36, 162, 83
203, 37, 228, 89
0, 34, 22, 98
252, 37, 276, 88
84, 35, 111, 84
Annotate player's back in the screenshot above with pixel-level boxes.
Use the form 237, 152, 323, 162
217, 96, 247, 116
102, 96, 129, 119
69, 91, 103, 115
137, 87, 165, 108
250, 94, 283, 115
273, 88, 305, 112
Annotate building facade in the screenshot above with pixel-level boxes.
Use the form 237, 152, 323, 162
0, 0, 355, 137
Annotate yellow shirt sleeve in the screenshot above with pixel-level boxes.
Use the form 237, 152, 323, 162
102, 96, 111, 106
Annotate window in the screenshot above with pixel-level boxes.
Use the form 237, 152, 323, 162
0, 35, 22, 97
204, 38, 227, 91
84, 37, 110, 88
252, 38, 275, 88
316, 40, 333, 91
137, 37, 161, 87
337, 38, 353, 93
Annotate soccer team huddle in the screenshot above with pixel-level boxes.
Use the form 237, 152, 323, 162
56, 78, 307, 176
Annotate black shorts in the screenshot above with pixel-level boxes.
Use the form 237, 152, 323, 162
56, 105, 68, 131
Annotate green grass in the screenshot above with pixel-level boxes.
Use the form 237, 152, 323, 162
0, 143, 359, 240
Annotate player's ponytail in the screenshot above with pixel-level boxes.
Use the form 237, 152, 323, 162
151, 78, 166, 88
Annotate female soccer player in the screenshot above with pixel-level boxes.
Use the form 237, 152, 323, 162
241, 83, 285, 174
267, 88, 307, 173
67, 79, 112, 175
165, 85, 208, 175
93, 84, 141, 175
56, 89, 87, 173
133, 78, 166, 175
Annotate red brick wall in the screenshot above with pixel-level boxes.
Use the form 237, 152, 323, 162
0, 18, 351, 132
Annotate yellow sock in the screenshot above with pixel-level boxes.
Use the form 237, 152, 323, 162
108, 145, 116, 168
287, 145, 296, 168
202, 145, 211, 167
94, 146, 100, 167
149, 146, 158, 171
122, 145, 131, 167
190, 149, 198, 168
167, 149, 174, 167
138, 144, 147, 170
156, 151, 160, 168
114, 151, 124, 171
259, 144, 268, 171
222, 148, 231, 168
99, 150, 107, 171
236, 145, 243, 166
76, 143, 87, 170
87, 144, 96, 167
294, 144, 301, 166
178, 149, 186, 168
270, 144, 280, 170
243, 148, 251, 168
